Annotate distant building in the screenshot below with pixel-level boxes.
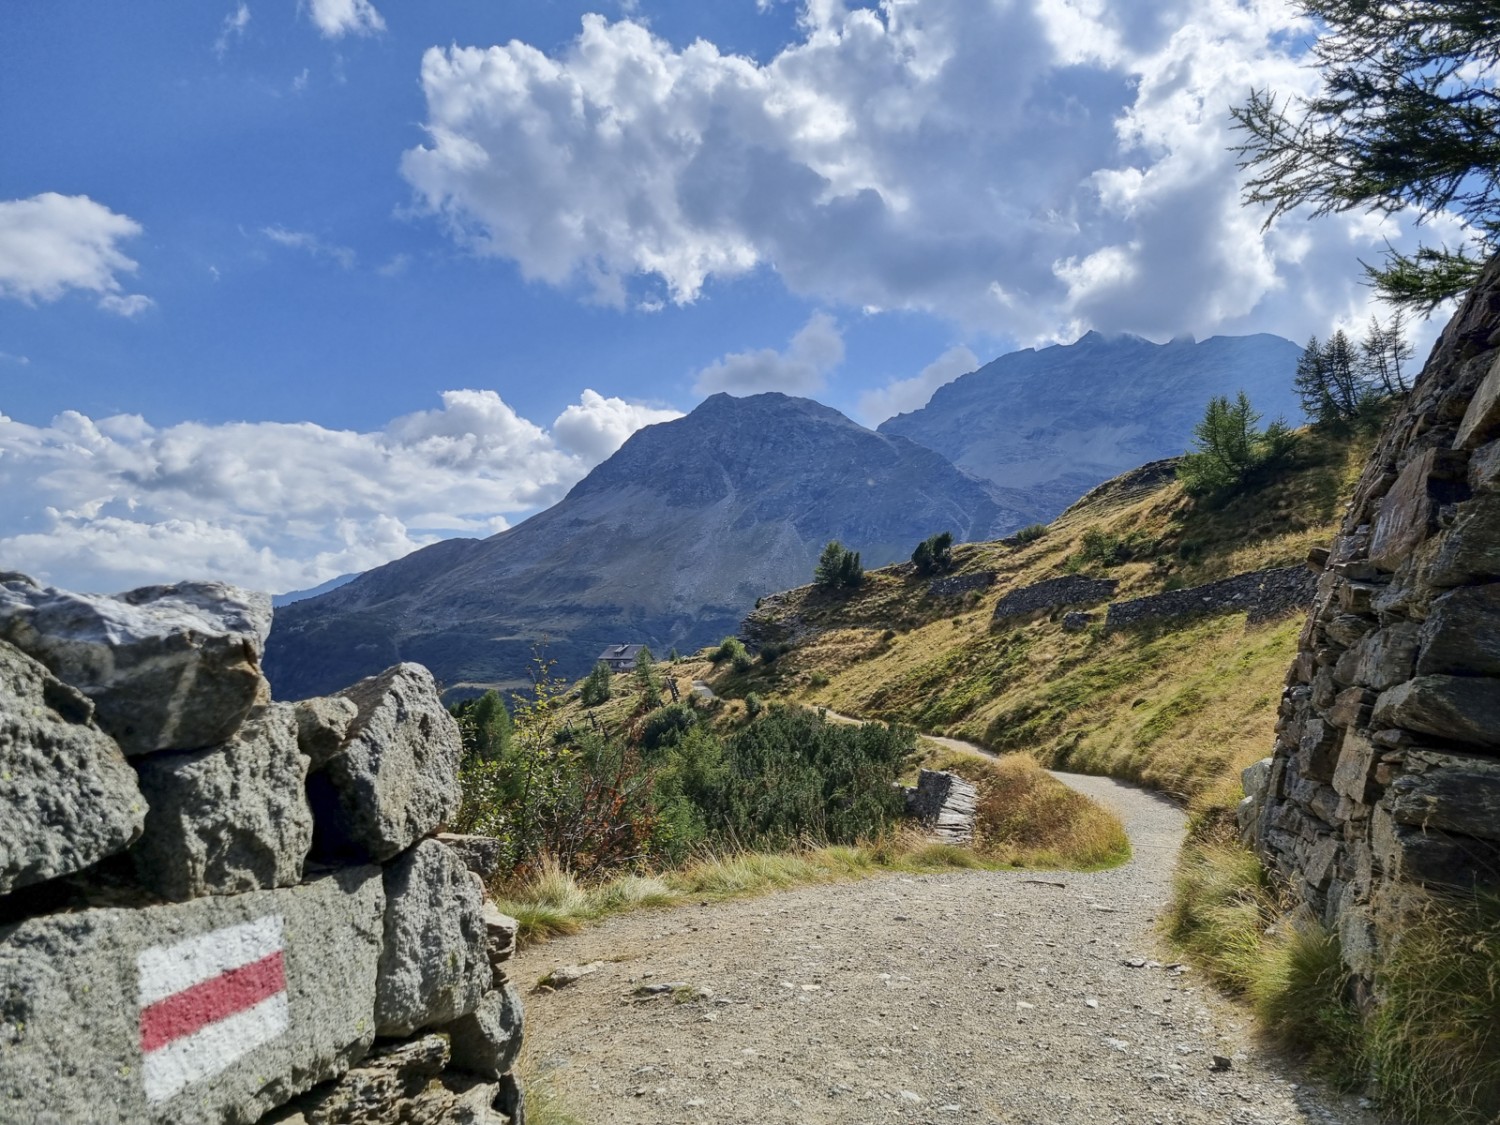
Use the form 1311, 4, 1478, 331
596, 643, 646, 673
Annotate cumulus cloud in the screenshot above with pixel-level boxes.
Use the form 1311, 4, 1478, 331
552, 389, 682, 462
306, 0, 384, 39
262, 225, 356, 270
0, 388, 670, 594
0, 193, 152, 315
400, 0, 1451, 345
693, 312, 844, 396
857, 344, 978, 425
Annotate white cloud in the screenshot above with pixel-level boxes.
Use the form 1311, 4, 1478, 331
306, 0, 384, 39
552, 390, 682, 462
0, 388, 671, 595
262, 225, 356, 270
857, 344, 977, 425
693, 312, 844, 396
215, 3, 251, 57
0, 193, 152, 315
400, 1, 1454, 345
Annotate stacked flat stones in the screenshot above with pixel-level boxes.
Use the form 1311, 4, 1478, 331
0, 574, 524, 1125
1246, 253, 1500, 987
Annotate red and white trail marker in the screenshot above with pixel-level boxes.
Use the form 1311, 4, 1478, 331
135, 915, 290, 1104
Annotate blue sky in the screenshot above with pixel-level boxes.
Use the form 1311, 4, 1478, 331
0, 0, 1453, 593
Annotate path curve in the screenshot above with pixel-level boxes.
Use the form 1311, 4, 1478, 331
513, 763, 1377, 1124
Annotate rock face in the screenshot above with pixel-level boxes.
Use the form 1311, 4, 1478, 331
311, 664, 464, 862
265, 392, 1044, 698
131, 703, 314, 901
375, 839, 491, 1037
880, 331, 1303, 518
0, 575, 273, 755
0, 868, 384, 1125
0, 639, 146, 895
0, 578, 527, 1124
1250, 253, 1500, 984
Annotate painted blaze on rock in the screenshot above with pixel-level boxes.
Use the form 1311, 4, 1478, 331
0, 868, 383, 1125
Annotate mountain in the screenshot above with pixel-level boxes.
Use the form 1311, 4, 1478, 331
878, 332, 1303, 516
264, 392, 1042, 699
271, 573, 359, 608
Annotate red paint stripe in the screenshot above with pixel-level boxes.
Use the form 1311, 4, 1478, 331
139, 950, 286, 1054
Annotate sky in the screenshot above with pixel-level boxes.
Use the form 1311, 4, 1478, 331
0, 0, 1458, 595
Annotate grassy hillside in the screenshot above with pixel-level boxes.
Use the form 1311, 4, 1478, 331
703, 425, 1367, 808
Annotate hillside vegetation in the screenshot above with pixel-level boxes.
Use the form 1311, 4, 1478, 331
712, 424, 1367, 810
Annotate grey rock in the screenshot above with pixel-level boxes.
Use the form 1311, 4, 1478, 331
1454, 351, 1500, 448
1331, 731, 1377, 803
1417, 585, 1500, 677
1240, 757, 1273, 799
0, 867, 383, 1125
375, 839, 490, 1037
0, 639, 146, 895
1385, 749, 1500, 840
482, 901, 519, 977
312, 663, 463, 862
442, 984, 525, 1080
0, 576, 272, 755
540, 961, 605, 988
437, 833, 505, 882
1428, 493, 1500, 586
1334, 623, 1420, 692
131, 702, 313, 901
1373, 805, 1500, 889
1373, 675, 1500, 750
269, 1034, 479, 1125
292, 695, 359, 770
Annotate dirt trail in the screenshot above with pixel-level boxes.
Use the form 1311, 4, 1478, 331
513, 768, 1378, 1124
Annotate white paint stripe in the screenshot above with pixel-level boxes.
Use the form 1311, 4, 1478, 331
137, 915, 283, 1006
142, 991, 290, 1104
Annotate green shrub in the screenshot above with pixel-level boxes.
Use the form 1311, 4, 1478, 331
640, 701, 699, 752
744, 692, 764, 718
1011, 523, 1048, 544
911, 531, 954, 575
449, 690, 512, 762
711, 636, 748, 665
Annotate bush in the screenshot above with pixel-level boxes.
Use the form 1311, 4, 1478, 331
1074, 528, 1149, 568
758, 641, 791, 664
911, 531, 954, 575
711, 636, 748, 665
640, 701, 699, 752
744, 692, 764, 718
1011, 523, 1047, 544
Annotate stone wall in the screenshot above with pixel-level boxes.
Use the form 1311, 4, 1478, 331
1103, 565, 1317, 632
926, 571, 997, 598
0, 575, 524, 1125
990, 575, 1118, 623
1247, 254, 1500, 985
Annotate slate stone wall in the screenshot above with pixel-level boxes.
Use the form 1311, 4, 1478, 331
990, 575, 1118, 622
1103, 566, 1317, 631
1246, 254, 1500, 986
0, 575, 524, 1125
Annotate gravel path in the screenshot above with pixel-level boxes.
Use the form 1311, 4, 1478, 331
513, 769, 1380, 1125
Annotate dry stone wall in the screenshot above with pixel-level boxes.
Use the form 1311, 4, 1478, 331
1247, 255, 1500, 985
0, 574, 524, 1125
1103, 565, 1316, 631
990, 575, 1118, 623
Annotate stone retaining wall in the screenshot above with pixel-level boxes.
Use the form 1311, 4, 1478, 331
1247, 253, 1500, 988
1103, 565, 1317, 631
0, 574, 524, 1125
990, 576, 1118, 623
926, 572, 996, 598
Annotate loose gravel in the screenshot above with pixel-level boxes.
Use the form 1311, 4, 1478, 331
512, 770, 1382, 1125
